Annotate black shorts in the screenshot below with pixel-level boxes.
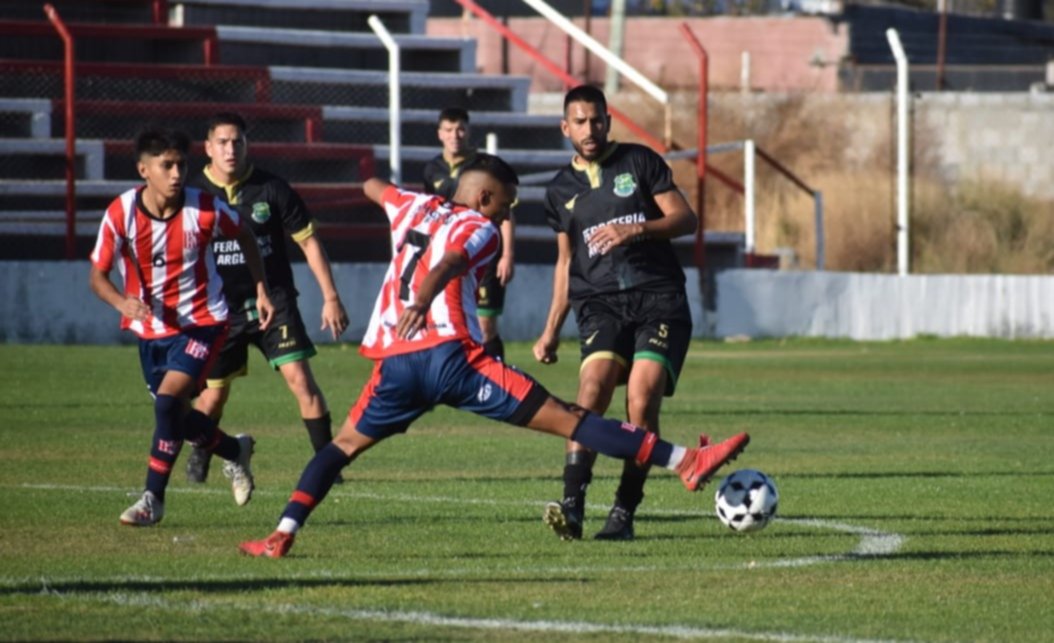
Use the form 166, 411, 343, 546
476, 260, 505, 317
572, 290, 692, 397
205, 298, 316, 387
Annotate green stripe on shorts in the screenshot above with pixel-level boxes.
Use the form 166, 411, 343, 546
269, 348, 317, 370
633, 350, 677, 389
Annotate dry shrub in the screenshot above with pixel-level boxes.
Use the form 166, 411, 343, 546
609, 88, 1054, 274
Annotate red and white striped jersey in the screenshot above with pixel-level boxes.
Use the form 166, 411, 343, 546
360, 185, 500, 360
90, 186, 243, 339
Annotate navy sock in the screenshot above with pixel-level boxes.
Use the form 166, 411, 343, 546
570, 413, 674, 466
304, 413, 333, 453
185, 409, 240, 461
282, 443, 351, 526
146, 394, 185, 502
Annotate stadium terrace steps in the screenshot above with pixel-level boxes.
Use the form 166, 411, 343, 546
837, 5, 1054, 90
214, 26, 475, 73
0, 0, 576, 261
267, 67, 531, 112
171, 0, 429, 34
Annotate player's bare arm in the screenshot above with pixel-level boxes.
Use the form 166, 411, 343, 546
89, 266, 150, 322
533, 232, 572, 364
395, 249, 468, 339
297, 233, 349, 339
587, 189, 697, 255
496, 216, 515, 286
235, 224, 275, 330
363, 177, 390, 205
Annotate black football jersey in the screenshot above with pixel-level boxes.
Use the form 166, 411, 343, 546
187, 165, 311, 312
544, 142, 686, 299
421, 151, 478, 200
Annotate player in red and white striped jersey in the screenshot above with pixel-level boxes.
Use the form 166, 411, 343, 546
239, 154, 750, 558
89, 128, 275, 527
358, 182, 500, 360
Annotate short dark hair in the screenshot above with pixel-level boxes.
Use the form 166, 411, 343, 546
437, 107, 470, 127
207, 112, 247, 136
461, 152, 518, 187
135, 128, 190, 158
563, 84, 607, 115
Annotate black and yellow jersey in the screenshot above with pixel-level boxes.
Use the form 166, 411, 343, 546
544, 142, 686, 299
187, 165, 313, 313
421, 150, 478, 200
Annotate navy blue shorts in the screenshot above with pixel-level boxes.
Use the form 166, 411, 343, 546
138, 324, 228, 396
348, 339, 549, 440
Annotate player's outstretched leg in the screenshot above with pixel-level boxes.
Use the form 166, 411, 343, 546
544, 408, 750, 493
240, 442, 353, 558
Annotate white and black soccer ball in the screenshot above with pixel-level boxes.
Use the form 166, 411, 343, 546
714, 469, 778, 533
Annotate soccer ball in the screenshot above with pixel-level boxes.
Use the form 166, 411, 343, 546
714, 469, 778, 532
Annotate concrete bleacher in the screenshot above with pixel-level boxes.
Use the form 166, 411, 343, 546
0, 0, 574, 261
839, 4, 1054, 91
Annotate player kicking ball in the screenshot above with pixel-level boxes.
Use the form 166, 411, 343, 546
239, 154, 748, 557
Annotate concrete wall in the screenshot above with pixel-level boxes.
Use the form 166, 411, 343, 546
715, 269, 1054, 339
706, 91, 1054, 200
427, 15, 846, 93
0, 261, 702, 345
4, 261, 1052, 344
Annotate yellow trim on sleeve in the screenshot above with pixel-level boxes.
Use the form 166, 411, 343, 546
290, 220, 317, 242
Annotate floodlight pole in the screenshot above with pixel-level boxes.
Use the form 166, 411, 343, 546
886, 28, 910, 277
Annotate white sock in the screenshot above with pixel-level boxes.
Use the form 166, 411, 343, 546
664, 445, 688, 471
277, 517, 300, 535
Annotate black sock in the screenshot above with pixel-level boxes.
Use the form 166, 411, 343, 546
562, 450, 594, 504
483, 336, 505, 361
304, 413, 333, 452
614, 460, 650, 513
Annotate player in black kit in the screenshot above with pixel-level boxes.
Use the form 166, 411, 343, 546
422, 107, 515, 360
533, 86, 698, 541
184, 112, 349, 484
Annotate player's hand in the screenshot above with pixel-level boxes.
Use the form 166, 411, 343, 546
396, 303, 427, 339
256, 292, 275, 331
321, 298, 349, 340
532, 335, 559, 364
119, 297, 150, 322
496, 255, 514, 286
587, 223, 642, 255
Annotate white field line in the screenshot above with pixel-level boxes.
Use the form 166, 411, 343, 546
38, 589, 913, 643
10, 482, 904, 571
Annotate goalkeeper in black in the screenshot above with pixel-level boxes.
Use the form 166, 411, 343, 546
533, 85, 697, 541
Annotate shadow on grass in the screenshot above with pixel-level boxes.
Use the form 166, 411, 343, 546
0, 573, 589, 597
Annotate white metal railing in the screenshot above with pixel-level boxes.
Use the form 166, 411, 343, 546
520, 0, 672, 144
368, 14, 401, 185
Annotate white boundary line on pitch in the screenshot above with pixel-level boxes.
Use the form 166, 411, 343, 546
11, 482, 905, 570
33, 588, 913, 643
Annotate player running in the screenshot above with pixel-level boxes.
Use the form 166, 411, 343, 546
238, 154, 748, 558
183, 112, 349, 485
89, 128, 272, 526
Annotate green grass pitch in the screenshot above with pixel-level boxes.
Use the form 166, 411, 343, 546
1, 339, 1052, 641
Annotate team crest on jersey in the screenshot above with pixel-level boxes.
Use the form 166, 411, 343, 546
613, 173, 637, 197
251, 202, 271, 223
